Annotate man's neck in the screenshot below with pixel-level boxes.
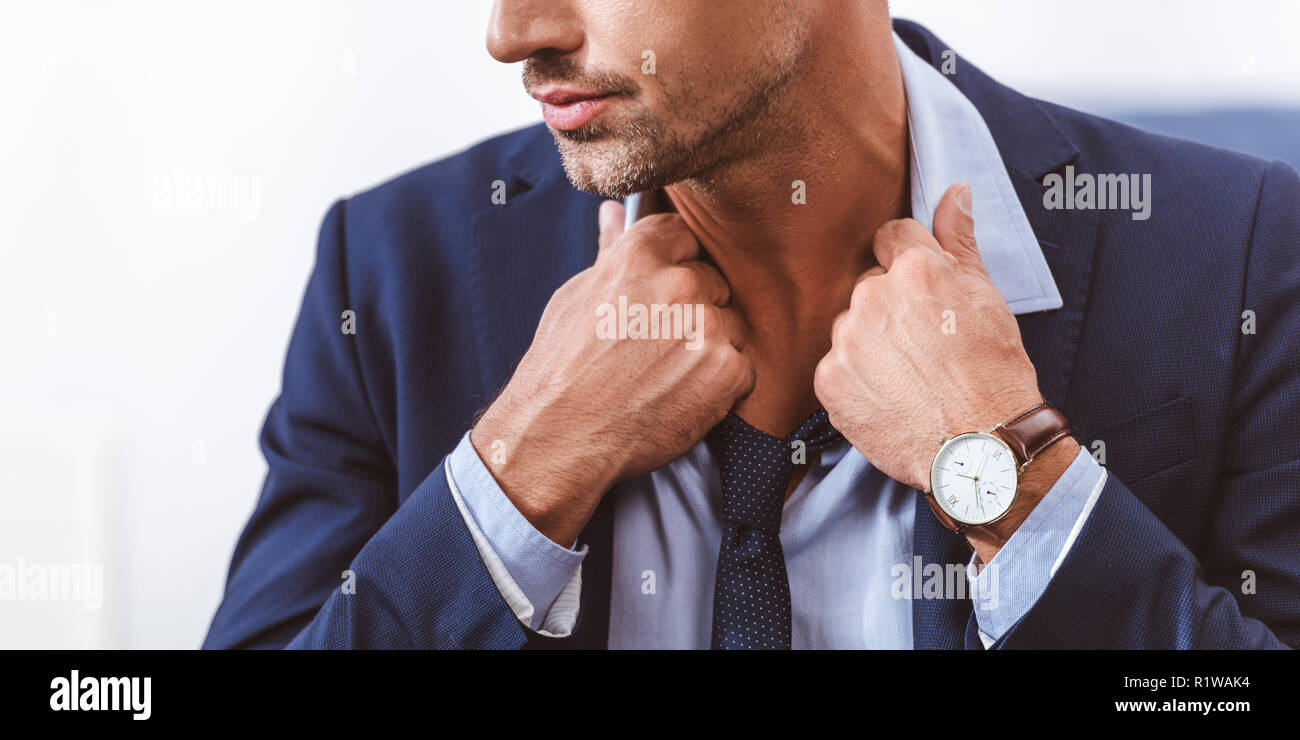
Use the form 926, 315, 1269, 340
662, 20, 910, 437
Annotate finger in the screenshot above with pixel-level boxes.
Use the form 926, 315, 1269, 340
733, 354, 757, 401
932, 183, 986, 274
854, 264, 887, 287
708, 304, 748, 351
829, 308, 847, 342
628, 214, 701, 264
871, 218, 944, 271
678, 260, 731, 306
597, 200, 627, 256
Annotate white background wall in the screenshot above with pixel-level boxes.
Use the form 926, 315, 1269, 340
2, 1, 1297, 649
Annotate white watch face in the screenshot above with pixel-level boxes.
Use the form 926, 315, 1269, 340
929, 433, 1019, 525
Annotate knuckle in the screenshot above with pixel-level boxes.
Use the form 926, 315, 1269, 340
891, 248, 926, 270
849, 279, 876, 312
898, 218, 932, 239
607, 257, 641, 287
873, 218, 907, 242
875, 218, 927, 243
637, 213, 683, 231
833, 315, 864, 358
830, 310, 852, 345
553, 274, 579, 298
892, 249, 940, 282
622, 234, 657, 263
718, 346, 743, 374
711, 306, 735, 337
694, 304, 722, 339
711, 346, 743, 383
728, 354, 756, 394
813, 355, 836, 396
660, 266, 697, 302
598, 220, 623, 243
631, 214, 689, 249
550, 273, 588, 307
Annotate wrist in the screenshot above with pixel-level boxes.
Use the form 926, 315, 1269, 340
964, 435, 1079, 562
470, 401, 618, 546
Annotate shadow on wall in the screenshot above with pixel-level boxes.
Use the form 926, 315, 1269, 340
1113, 108, 1300, 171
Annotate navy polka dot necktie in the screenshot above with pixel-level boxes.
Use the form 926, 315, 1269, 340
706, 408, 843, 650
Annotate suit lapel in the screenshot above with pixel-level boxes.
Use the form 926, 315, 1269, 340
469, 128, 604, 396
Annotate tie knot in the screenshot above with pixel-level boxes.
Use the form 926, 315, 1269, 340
706, 410, 842, 531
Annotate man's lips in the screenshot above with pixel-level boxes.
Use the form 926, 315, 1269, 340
531, 87, 618, 131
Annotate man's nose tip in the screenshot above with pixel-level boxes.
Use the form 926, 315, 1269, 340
486, 0, 584, 64
484, 16, 524, 64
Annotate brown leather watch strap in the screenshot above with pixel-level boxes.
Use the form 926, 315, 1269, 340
991, 402, 1071, 468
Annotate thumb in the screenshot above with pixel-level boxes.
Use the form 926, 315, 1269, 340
597, 200, 627, 256
932, 183, 985, 273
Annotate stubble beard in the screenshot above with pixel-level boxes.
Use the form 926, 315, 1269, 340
549, 41, 809, 199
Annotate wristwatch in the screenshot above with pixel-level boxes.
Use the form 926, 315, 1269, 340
926, 402, 1071, 532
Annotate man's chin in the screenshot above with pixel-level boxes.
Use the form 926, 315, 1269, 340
552, 135, 664, 199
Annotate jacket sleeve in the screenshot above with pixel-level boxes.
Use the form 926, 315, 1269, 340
982, 161, 1300, 649
202, 200, 525, 649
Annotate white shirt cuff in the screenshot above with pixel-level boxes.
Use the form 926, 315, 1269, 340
444, 432, 586, 637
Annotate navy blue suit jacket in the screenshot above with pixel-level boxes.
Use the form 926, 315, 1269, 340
204, 21, 1300, 649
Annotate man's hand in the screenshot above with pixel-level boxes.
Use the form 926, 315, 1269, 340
813, 183, 1078, 560
472, 201, 754, 545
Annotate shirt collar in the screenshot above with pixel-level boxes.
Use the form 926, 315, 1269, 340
625, 32, 1062, 316
892, 32, 1061, 314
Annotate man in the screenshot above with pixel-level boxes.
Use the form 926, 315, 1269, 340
204, 2, 1300, 649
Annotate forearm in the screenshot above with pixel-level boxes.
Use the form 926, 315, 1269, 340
471, 397, 617, 546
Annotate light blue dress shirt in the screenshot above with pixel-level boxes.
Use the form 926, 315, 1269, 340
445, 32, 1108, 648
